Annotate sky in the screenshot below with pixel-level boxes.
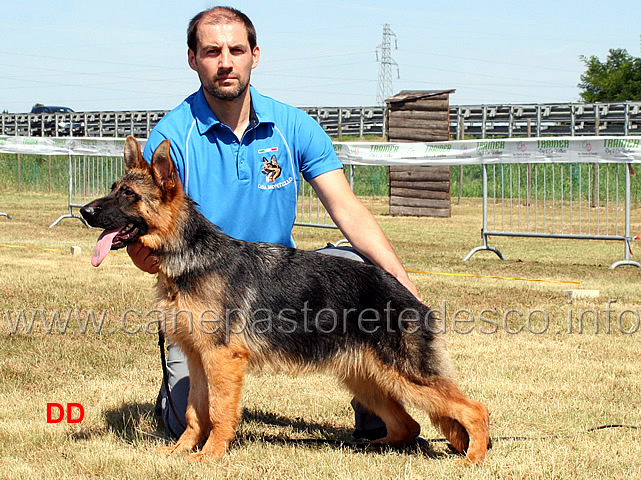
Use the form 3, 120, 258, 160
1, 0, 640, 113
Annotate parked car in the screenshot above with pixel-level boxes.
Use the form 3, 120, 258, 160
30, 105, 74, 114
29, 106, 85, 136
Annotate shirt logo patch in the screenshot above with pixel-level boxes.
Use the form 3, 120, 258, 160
258, 154, 293, 190
261, 155, 282, 183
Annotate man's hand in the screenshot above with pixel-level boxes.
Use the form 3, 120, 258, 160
395, 273, 422, 302
127, 241, 159, 274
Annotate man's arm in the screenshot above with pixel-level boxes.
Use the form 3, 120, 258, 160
308, 169, 420, 299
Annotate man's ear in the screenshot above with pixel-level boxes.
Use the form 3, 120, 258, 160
150, 139, 178, 194
188, 48, 198, 72
251, 45, 260, 70
123, 136, 148, 172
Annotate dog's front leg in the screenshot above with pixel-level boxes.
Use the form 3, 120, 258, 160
187, 343, 249, 462
158, 352, 211, 456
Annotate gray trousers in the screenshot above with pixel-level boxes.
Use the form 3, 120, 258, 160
157, 245, 386, 439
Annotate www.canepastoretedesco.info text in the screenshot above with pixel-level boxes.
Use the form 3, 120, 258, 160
3, 300, 639, 336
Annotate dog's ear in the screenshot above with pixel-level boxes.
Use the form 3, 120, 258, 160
150, 139, 178, 193
123, 136, 148, 172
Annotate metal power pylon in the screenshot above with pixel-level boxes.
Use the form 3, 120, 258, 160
376, 24, 399, 105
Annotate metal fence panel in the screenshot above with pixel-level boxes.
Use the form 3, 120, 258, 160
450, 101, 641, 139
462, 162, 640, 269
49, 154, 125, 227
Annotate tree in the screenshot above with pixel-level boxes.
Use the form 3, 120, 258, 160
578, 48, 641, 102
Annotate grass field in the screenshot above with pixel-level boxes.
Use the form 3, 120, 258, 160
0, 192, 640, 479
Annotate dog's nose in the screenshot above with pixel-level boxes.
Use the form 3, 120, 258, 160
80, 205, 99, 220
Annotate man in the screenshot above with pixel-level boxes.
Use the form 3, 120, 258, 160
128, 6, 420, 444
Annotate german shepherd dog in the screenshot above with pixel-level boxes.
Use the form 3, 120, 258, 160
261, 155, 281, 183
80, 136, 490, 464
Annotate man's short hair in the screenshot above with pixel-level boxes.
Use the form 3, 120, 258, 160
187, 6, 257, 53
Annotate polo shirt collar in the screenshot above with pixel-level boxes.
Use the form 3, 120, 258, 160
193, 85, 273, 135
248, 86, 276, 125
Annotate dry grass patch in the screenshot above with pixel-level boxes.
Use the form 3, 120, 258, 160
0, 192, 640, 479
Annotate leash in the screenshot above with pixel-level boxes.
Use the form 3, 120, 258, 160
252, 424, 641, 447
478, 424, 641, 444
235, 424, 641, 453
157, 330, 186, 431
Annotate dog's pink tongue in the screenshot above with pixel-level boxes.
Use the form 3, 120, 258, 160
91, 229, 120, 267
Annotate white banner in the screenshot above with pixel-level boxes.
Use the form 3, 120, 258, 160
2, 135, 640, 165
0, 136, 146, 157
335, 136, 641, 166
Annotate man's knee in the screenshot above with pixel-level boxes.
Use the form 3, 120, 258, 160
314, 245, 371, 264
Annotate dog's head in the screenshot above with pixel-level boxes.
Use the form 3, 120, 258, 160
80, 136, 182, 266
261, 155, 281, 182
261, 155, 280, 171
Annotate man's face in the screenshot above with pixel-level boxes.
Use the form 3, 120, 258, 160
188, 21, 260, 101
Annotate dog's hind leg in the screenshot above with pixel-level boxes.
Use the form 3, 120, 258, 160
187, 342, 249, 462
366, 398, 421, 447
405, 377, 490, 465
344, 376, 420, 447
159, 352, 211, 456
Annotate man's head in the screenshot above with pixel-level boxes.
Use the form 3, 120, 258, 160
187, 6, 260, 102
187, 6, 257, 53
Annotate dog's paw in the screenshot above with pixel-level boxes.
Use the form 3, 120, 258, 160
156, 445, 178, 456
186, 452, 209, 463
454, 457, 482, 467
185, 451, 224, 464
453, 450, 487, 467
156, 442, 195, 456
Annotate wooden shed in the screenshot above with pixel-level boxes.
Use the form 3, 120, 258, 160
386, 89, 454, 217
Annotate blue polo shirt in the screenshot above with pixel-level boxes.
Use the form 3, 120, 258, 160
142, 86, 343, 247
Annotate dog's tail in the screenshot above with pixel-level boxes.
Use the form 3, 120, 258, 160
342, 346, 489, 464
398, 375, 490, 464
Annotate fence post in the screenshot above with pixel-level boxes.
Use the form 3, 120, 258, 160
49, 152, 89, 228
526, 119, 532, 206
17, 153, 21, 192
592, 107, 600, 208
610, 163, 641, 269
48, 155, 52, 193
462, 163, 506, 262
457, 115, 464, 205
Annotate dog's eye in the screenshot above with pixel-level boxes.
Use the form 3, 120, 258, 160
120, 186, 136, 198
